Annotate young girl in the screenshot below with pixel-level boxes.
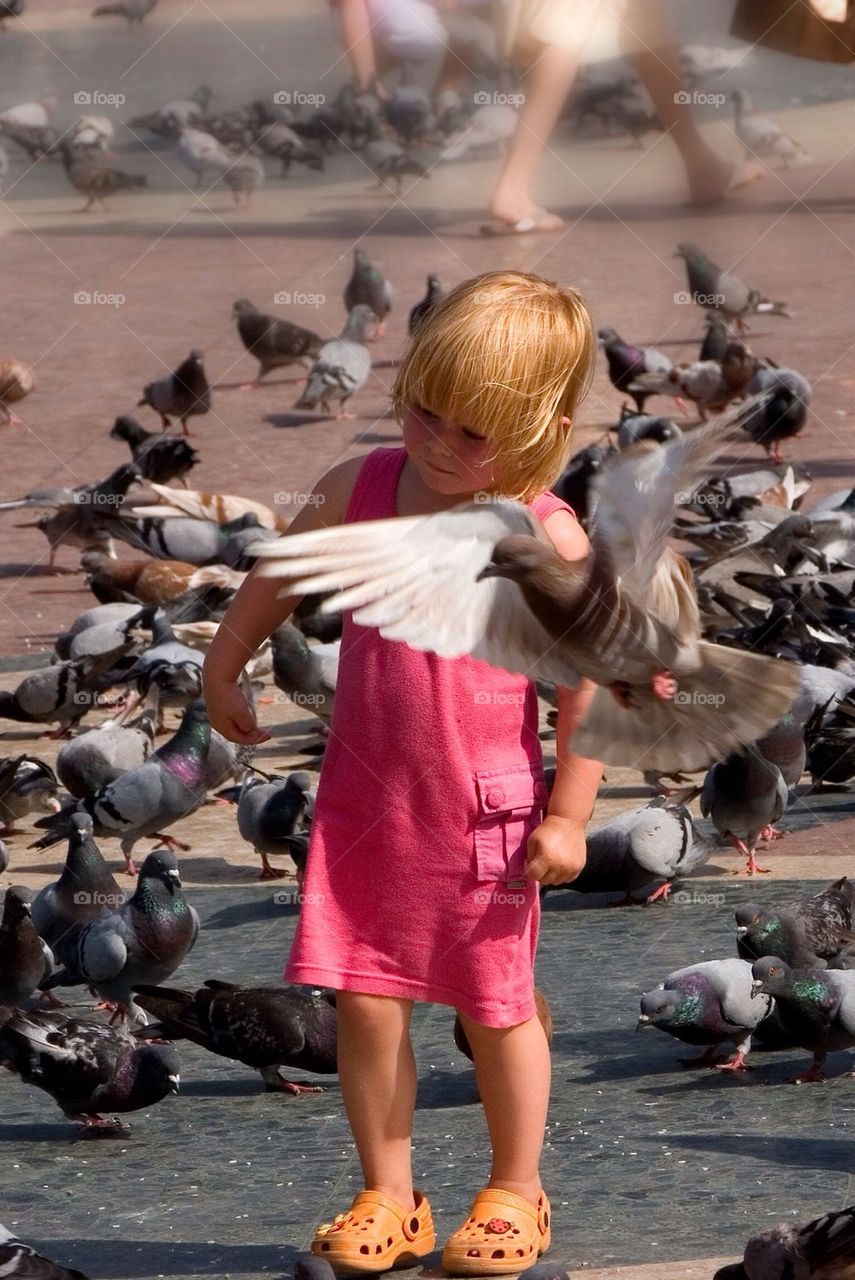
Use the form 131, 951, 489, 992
202, 271, 603, 1276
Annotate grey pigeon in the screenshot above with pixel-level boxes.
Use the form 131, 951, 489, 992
55, 706, 157, 798
55, 602, 143, 660
222, 153, 265, 206
714, 1204, 855, 1280
675, 242, 790, 331
0, 658, 112, 736
60, 142, 146, 212
735, 877, 855, 970
0, 842, 7, 874
138, 349, 211, 436
751, 957, 855, 1082
616, 407, 682, 450
102, 608, 203, 692
363, 118, 429, 195
386, 83, 434, 144
92, 0, 157, 26
46, 849, 199, 1022
98, 511, 277, 568
749, 364, 812, 408
700, 744, 789, 876
548, 794, 714, 904
700, 314, 730, 363
110, 415, 199, 487
10, 464, 142, 571
236, 771, 315, 880
133, 979, 336, 1091
598, 326, 673, 413
739, 386, 808, 463
252, 121, 323, 175
0, 886, 54, 1005
31, 699, 212, 875
0, 1006, 180, 1129
232, 298, 321, 387
638, 957, 777, 1070
294, 1254, 338, 1280
254, 408, 801, 772
270, 623, 337, 726
0, 118, 57, 160
409, 274, 443, 335
31, 814, 124, 970
202, 728, 254, 791
295, 305, 373, 419
343, 248, 392, 335
0, 755, 59, 834
0, 1222, 89, 1279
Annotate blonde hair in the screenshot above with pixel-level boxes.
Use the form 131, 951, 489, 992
392, 270, 596, 501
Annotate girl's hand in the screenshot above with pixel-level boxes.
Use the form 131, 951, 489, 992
203, 678, 271, 745
524, 814, 587, 886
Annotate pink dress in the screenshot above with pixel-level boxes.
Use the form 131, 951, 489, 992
284, 447, 575, 1028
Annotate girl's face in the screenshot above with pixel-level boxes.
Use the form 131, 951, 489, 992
401, 402, 502, 497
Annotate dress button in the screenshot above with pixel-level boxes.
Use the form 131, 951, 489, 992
533, 781, 547, 802
485, 788, 505, 809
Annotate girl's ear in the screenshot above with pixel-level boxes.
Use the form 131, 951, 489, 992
560, 416, 572, 431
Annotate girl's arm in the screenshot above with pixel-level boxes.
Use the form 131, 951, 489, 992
525, 509, 604, 885
202, 456, 363, 744
338, 0, 383, 93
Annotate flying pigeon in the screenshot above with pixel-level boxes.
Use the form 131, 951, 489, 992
253, 406, 801, 771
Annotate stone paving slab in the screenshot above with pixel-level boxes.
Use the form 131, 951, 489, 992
2, 880, 852, 1279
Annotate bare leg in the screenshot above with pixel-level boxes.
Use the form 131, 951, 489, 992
336, 992, 418, 1211
486, 43, 577, 229
624, 0, 761, 203
456, 1008, 550, 1206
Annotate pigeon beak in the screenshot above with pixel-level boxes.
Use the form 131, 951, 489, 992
636, 1015, 650, 1032
167, 1073, 180, 1094
735, 926, 748, 938
476, 564, 500, 582
166, 869, 181, 891
750, 981, 765, 999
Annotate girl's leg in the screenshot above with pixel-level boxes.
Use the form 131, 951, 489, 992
336, 991, 418, 1211
456, 1008, 551, 1203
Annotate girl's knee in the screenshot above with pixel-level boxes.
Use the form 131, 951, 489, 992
337, 990, 414, 1029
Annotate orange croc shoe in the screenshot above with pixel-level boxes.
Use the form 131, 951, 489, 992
311, 1188, 436, 1273
441, 1188, 551, 1275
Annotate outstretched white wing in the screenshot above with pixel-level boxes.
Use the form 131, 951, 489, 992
252, 501, 581, 686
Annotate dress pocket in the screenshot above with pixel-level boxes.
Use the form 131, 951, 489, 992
473, 764, 549, 885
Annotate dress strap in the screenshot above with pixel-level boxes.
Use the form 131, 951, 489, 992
343, 447, 408, 524
529, 490, 577, 522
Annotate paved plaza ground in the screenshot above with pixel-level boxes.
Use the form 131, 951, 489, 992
1, 1, 854, 1277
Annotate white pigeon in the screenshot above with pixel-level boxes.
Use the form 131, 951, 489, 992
439, 103, 518, 162
69, 114, 115, 154
175, 126, 233, 185
679, 44, 749, 87
733, 90, 812, 169
0, 95, 57, 129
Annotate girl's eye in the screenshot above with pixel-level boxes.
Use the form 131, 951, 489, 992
416, 404, 438, 421
461, 428, 486, 443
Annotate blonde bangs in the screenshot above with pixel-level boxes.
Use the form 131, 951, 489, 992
393, 271, 596, 501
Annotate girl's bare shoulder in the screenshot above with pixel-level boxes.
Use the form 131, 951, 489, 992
540, 507, 590, 563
